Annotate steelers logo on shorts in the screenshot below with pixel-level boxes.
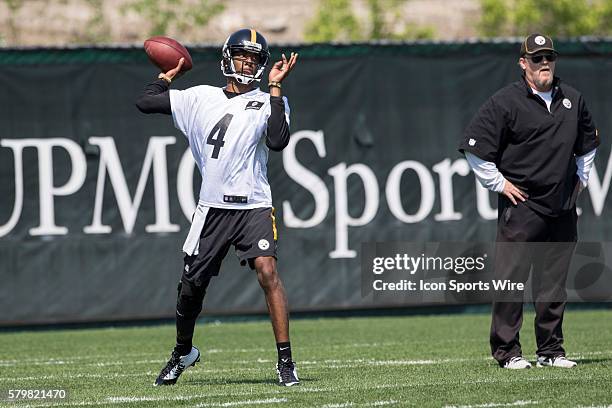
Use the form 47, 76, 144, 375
258, 239, 270, 250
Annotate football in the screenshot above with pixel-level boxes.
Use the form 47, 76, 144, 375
144, 36, 193, 73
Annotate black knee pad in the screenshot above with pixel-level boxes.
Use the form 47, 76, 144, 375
176, 278, 210, 320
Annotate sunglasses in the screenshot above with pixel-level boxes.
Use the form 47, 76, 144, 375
527, 53, 557, 63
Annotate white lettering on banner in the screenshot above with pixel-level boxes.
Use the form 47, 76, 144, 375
281, 130, 329, 228
176, 149, 197, 220
588, 152, 612, 216
0, 139, 87, 236
83, 136, 179, 234
328, 163, 379, 258
0, 134, 609, 259
30, 139, 87, 236
0, 140, 26, 237
432, 158, 470, 221
475, 181, 498, 220
386, 161, 435, 223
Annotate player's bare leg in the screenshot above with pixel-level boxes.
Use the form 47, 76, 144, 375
254, 256, 299, 386
254, 256, 289, 341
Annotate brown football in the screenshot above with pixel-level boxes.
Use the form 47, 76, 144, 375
144, 36, 193, 73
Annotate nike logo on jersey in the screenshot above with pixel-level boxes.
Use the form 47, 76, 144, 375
245, 101, 265, 110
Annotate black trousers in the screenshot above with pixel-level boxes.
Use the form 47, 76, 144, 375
490, 200, 577, 365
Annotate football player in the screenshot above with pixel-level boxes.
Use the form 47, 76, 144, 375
136, 28, 299, 386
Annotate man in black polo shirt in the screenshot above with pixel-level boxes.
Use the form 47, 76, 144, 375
459, 34, 600, 369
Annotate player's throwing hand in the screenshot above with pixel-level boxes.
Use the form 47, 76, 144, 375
162, 57, 185, 82
268, 52, 298, 84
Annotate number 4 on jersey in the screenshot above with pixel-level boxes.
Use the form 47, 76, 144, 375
207, 113, 234, 159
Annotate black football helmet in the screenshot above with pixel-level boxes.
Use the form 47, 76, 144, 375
221, 28, 270, 85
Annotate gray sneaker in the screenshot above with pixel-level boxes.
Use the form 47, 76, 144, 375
503, 356, 532, 369
536, 355, 577, 368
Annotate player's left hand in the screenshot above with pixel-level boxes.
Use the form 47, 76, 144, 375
268, 52, 298, 83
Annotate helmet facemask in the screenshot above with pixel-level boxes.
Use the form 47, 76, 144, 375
221, 42, 269, 85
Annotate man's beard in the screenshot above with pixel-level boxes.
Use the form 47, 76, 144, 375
535, 75, 553, 90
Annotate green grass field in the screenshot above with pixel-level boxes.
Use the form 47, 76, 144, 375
1, 309, 611, 408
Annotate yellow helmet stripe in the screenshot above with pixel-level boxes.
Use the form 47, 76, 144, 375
250, 29, 257, 43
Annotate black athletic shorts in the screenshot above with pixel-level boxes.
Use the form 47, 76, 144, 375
182, 207, 278, 286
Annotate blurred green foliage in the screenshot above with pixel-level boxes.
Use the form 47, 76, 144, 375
304, 0, 361, 42
305, 0, 434, 42
0, 0, 224, 44
81, 0, 111, 43
121, 0, 225, 38
479, 0, 612, 37
2, 0, 24, 43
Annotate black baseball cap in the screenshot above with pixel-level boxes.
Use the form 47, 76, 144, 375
520, 33, 557, 56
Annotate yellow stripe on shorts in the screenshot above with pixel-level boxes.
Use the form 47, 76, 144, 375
271, 207, 278, 241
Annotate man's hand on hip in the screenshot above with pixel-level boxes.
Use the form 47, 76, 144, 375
502, 179, 529, 205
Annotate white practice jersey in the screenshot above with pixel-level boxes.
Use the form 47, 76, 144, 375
170, 85, 290, 209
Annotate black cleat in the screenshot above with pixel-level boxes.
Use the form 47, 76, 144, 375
154, 346, 200, 386
276, 359, 299, 386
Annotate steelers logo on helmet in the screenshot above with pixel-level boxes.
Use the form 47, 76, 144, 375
221, 28, 270, 85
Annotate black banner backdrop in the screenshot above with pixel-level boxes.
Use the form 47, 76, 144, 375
0, 41, 611, 324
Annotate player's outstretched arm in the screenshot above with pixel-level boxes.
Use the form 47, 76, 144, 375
135, 58, 185, 115
268, 52, 298, 98
266, 53, 298, 151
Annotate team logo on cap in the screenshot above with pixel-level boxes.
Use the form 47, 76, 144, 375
258, 239, 270, 250
535, 36, 546, 45
563, 98, 572, 109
